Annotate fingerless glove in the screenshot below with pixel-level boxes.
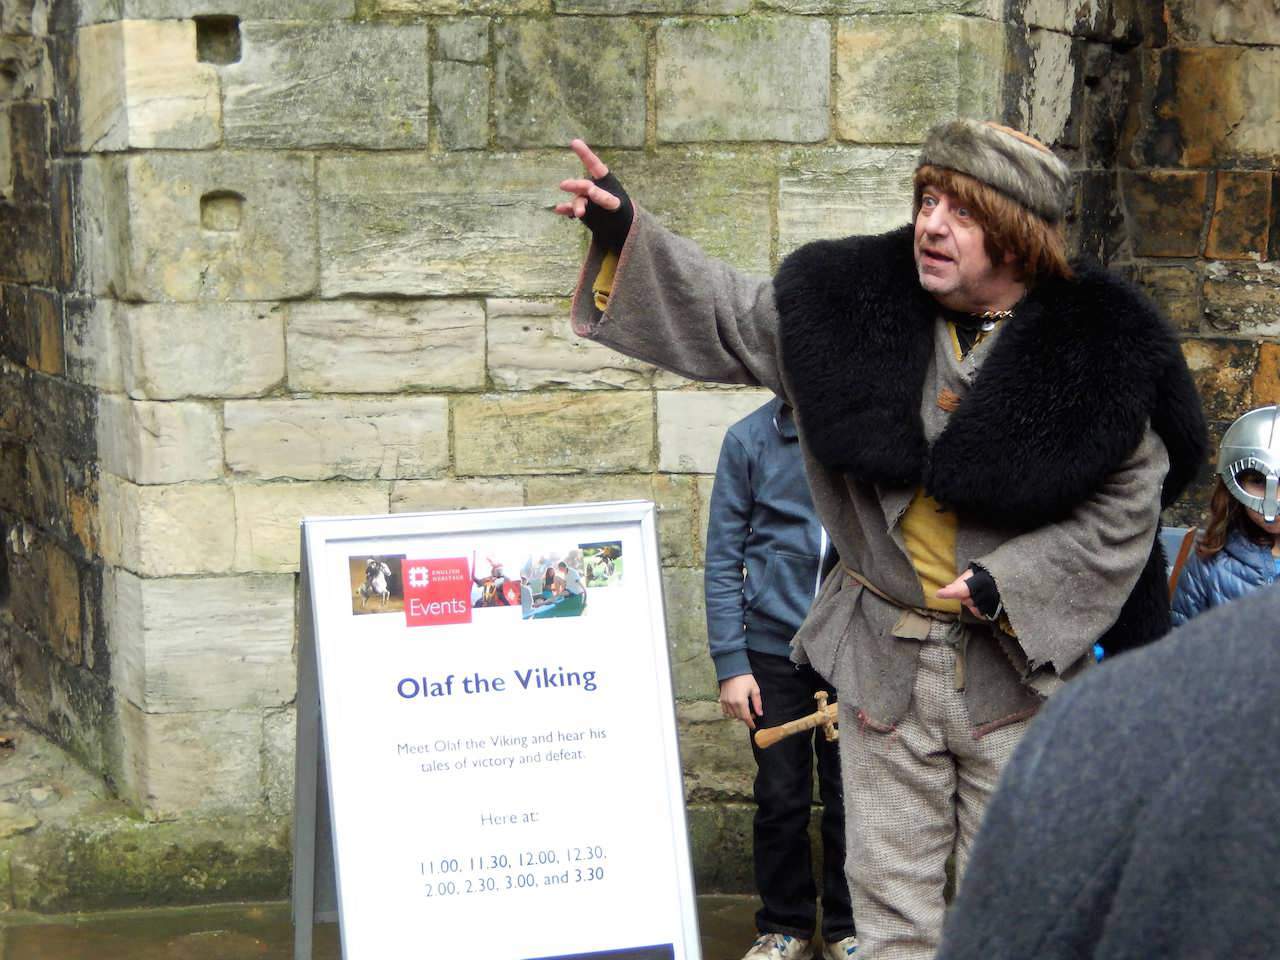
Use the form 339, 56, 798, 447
579, 170, 634, 254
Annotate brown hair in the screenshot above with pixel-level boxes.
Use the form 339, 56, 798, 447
914, 164, 1073, 282
1196, 474, 1275, 560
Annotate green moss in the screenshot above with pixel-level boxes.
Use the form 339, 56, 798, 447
10, 816, 292, 912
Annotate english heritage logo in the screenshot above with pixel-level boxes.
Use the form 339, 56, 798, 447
403, 558, 472, 627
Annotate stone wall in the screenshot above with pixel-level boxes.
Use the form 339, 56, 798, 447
1005, 0, 1280, 524
1, 1, 117, 784
9, 0, 1273, 907
0, 0, 1019, 895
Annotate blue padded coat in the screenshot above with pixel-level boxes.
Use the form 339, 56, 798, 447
1171, 528, 1278, 627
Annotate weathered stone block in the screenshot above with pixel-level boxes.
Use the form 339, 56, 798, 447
1, 284, 62, 375
225, 397, 449, 481
64, 299, 123, 391
664, 566, 715, 700
7, 101, 51, 205
390, 478, 525, 513
1204, 263, 1280, 338
0, 36, 53, 106
224, 23, 428, 150
0, 108, 11, 197
124, 0, 355, 16
6, 537, 82, 667
1129, 48, 1280, 167
526, 473, 700, 566
319, 154, 578, 297
657, 18, 829, 143
359, 0, 546, 14
432, 60, 488, 151
657, 390, 773, 474
1206, 171, 1271, 261
778, 146, 916, 257
1252, 343, 1280, 409
114, 152, 317, 302
1022, 28, 1076, 147
73, 20, 220, 153
686, 803, 754, 892
487, 298, 655, 390
120, 302, 285, 400
2, 1, 50, 34
1180, 339, 1257, 422
436, 17, 487, 61
1120, 171, 1207, 258
697, 475, 713, 558
61, 156, 124, 297
287, 299, 484, 393
108, 570, 295, 714
494, 18, 645, 148
677, 700, 753, 802
1166, 0, 1280, 45
616, 150, 776, 275
0, 361, 33, 440
232, 481, 390, 573
0, 200, 56, 286
97, 394, 222, 484
836, 15, 1003, 143
118, 703, 264, 820
27, 373, 97, 461
262, 706, 297, 817
560, 0, 748, 10
1132, 265, 1201, 334
454, 392, 654, 476
98, 475, 236, 577
762, 0, 997, 13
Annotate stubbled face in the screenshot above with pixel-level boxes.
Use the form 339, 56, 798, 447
914, 187, 1005, 311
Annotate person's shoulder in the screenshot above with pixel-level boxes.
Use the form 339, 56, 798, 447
1053, 261, 1175, 340
774, 225, 915, 305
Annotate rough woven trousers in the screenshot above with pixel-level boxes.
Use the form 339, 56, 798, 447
839, 629, 1030, 960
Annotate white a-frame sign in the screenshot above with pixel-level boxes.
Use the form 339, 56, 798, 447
292, 501, 700, 960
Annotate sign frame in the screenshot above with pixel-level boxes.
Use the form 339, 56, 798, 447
292, 501, 700, 960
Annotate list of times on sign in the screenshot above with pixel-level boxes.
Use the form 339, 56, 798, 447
417, 842, 608, 899
304, 504, 699, 960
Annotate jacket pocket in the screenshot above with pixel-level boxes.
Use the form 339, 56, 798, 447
746, 549, 820, 635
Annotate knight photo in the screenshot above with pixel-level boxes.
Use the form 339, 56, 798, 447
348, 554, 406, 616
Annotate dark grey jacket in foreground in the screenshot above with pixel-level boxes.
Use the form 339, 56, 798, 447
938, 584, 1280, 960
705, 398, 827, 681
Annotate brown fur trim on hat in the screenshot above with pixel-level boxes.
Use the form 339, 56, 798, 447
917, 119, 1071, 223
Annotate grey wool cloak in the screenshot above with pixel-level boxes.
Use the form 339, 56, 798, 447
570, 209, 1206, 732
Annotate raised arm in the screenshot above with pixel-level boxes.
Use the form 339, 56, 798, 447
556, 140, 787, 399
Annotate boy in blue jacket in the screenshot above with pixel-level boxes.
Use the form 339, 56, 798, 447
706, 398, 856, 960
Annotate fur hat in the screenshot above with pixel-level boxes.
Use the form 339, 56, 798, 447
917, 120, 1071, 223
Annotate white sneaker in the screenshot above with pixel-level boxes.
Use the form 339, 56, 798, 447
821, 935, 859, 959
741, 932, 815, 960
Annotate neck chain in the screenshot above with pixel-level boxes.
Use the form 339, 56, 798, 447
973, 308, 1014, 331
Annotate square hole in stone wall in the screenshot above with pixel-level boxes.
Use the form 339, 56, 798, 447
195, 16, 241, 65
201, 190, 245, 231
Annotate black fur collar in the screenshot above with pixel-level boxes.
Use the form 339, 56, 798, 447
775, 226, 1206, 529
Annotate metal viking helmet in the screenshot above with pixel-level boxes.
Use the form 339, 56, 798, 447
1218, 405, 1280, 522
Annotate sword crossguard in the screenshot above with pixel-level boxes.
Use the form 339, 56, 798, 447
752, 689, 840, 749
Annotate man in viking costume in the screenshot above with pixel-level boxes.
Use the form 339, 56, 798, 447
553, 120, 1207, 960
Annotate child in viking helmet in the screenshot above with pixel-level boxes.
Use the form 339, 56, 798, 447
1172, 405, 1280, 626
